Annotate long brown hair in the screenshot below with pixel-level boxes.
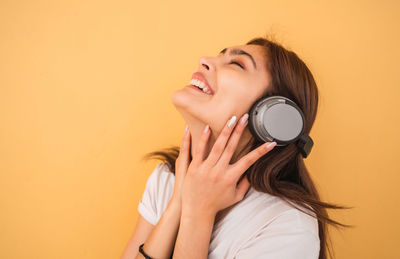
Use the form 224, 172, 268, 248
142, 35, 354, 259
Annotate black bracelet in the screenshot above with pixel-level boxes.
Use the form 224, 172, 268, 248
139, 243, 154, 259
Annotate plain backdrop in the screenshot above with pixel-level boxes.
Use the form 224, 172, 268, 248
0, 0, 399, 258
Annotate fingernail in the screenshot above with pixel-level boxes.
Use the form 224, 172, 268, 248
203, 124, 209, 133
227, 115, 237, 128
265, 142, 277, 150
240, 113, 249, 125
185, 124, 188, 132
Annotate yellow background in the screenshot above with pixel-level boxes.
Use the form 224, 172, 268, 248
1, 0, 399, 258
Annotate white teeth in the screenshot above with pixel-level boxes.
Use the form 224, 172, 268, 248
189, 78, 212, 95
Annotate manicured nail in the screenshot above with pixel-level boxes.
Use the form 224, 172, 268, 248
203, 124, 209, 133
185, 124, 188, 132
240, 113, 249, 125
265, 142, 277, 150
227, 115, 237, 128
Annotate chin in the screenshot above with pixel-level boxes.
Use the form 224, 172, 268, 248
171, 89, 188, 109
171, 90, 208, 123
172, 90, 201, 120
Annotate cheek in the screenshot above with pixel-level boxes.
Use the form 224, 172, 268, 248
215, 73, 265, 113
217, 71, 260, 97
217, 78, 259, 105
218, 71, 244, 86
213, 91, 255, 119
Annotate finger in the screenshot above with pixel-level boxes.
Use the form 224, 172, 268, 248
205, 115, 237, 166
232, 141, 277, 179
235, 175, 251, 203
217, 113, 249, 166
177, 125, 191, 171
192, 124, 211, 165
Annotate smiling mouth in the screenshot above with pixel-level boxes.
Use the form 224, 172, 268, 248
188, 77, 214, 95
186, 84, 214, 95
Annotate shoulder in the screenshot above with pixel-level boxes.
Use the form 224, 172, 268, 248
271, 206, 320, 240
246, 188, 319, 238
146, 162, 175, 186
138, 162, 175, 225
234, 192, 320, 258
144, 162, 175, 204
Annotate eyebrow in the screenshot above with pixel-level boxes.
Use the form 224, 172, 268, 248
219, 48, 257, 69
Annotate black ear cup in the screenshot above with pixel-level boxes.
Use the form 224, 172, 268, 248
248, 95, 313, 157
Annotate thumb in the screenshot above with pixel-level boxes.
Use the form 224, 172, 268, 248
176, 125, 191, 176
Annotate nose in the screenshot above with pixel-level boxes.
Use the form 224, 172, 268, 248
199, 56, 214, 71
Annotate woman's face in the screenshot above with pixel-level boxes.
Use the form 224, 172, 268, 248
171, 44, 271, 131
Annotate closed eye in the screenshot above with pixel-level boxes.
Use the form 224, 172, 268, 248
230, 61, 244, 69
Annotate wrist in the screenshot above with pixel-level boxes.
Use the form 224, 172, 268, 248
180, 209, 216, 236
181, 206, 216, 223
168, 197, 182, 213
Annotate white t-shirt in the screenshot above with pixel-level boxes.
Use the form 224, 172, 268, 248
138, 163, 320, 259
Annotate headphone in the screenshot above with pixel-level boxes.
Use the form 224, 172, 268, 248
248, 95, 314, 158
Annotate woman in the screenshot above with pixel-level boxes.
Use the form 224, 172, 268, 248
122, 36, 352, 259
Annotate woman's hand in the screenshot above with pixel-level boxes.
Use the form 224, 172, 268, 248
170, 124, 191, 211
180, 113, 277, 218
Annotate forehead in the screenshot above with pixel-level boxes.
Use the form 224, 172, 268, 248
219, 44, 267, 70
